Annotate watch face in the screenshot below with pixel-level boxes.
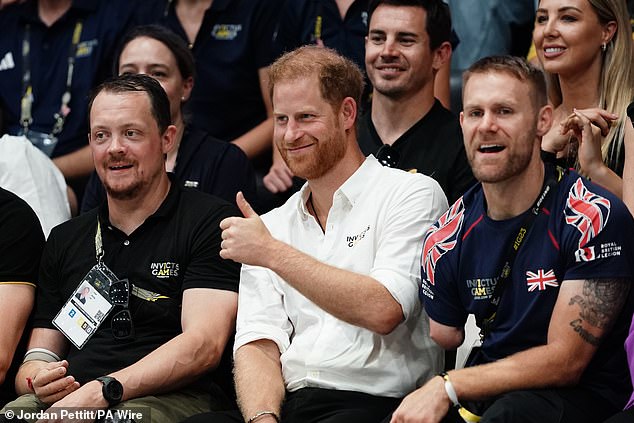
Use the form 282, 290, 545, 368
107, 380, 123, 401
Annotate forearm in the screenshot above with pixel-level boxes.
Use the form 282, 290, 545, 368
583, 163, 622, 198
448, 343, 583, 402
110, 331, 223, 400
265, 239, 403, 334
231, 118, 273, 159
53, 145, 94, 179
234, 341, 285, 422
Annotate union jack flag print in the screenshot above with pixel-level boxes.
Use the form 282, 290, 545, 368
422, 199, 465, 285
526, 269, 559, 292
564, 178, 610, 249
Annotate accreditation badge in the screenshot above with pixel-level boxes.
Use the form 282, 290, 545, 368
52, 264, 118, 349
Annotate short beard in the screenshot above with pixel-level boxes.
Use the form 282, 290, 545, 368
104, 181, 143, 201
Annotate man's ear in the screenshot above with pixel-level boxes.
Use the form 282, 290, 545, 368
162, 124, 178, 154
340, 97, 357, 131
536, 104, 553, 137
432, 41, 452, 72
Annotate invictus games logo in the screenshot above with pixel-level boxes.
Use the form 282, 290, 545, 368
466, 278, 498, 300
150, 262, 179, 279
211, 24, 242, 40
346, 226, 371, 247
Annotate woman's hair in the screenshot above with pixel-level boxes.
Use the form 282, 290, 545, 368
544, 0, 634, 170
113, 24, 196, 81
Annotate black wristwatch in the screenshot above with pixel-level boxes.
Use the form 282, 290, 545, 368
96, 376, 123, 406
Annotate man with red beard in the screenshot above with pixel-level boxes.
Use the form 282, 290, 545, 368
215, 46, 447, 423
389, 56, 634, 423
2, 74, 240, 422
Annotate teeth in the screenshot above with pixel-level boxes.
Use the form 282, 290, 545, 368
545, 47, 564, 53
478, 145, 504, 153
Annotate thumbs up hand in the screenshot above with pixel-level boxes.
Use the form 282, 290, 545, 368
219, 192, 275, 266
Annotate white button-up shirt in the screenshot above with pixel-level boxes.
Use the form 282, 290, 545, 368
234, 156, 448, 397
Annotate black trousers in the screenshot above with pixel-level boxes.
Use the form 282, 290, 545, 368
181, 387, 401, 423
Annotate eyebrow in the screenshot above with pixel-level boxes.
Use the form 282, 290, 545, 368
536, 6, 583, 13
368, 29, 419, 38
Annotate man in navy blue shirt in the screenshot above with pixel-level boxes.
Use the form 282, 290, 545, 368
0, 0, 143, 199
389, 56, 634, 423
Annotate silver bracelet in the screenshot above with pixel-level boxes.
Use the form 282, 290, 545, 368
247, 410, 279, 423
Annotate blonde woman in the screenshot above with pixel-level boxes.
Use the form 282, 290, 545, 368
534, 0, 634, 197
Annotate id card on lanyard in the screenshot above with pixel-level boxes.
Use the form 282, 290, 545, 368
52, 219, 120, 349
19, 20, 82, 156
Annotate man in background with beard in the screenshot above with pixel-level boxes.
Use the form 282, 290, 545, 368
216, 46, 448, 423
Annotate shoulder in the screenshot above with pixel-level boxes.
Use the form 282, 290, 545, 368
49, 208, 97, 241
178, 189, 240, 222
557, 170, 634, 237
0, 187, 44, 243
375, 165, 445, 199
420, 102, 463, 142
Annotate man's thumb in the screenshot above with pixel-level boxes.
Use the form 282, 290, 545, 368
236, 191, 258, 218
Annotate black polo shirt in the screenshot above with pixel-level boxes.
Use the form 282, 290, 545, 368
0, 187, 45, 406
357, 100, 475, 204
80, 125, 258, 212
33, 180, 240, 386
146, 0, 282, 141
0, 0, 143, 157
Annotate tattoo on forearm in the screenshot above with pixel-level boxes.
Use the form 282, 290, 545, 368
568, 278, 629, 345
570, 319, 600, 346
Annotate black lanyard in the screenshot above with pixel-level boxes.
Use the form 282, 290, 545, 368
20, 20, 83, 136
480, 166, 565, 340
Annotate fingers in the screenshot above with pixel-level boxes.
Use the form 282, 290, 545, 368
564, 108, 617, 137
263, 167, 294, 194
236, 191, 258, 218
33, 361, 80, 404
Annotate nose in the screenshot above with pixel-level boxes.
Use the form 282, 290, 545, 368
380, 37, 398, 58
283, 118, 303, 143
542, 16, 559, 39
107, 133, 126, 155
478, 112, 498, 133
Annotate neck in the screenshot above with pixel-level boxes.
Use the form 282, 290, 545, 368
175, 0, 213, 44
482, 153, 545, 221
370, 85, 436, 145
165, 117, 184, 172
335, 0, 354, 19
38, 0, 72, 26
307, 139, 365, 217
107, 175, 171, 236
557, 59, 602, 112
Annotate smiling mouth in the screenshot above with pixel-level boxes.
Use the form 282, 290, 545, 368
544, 47, 565, 54
478, 145, 505, 153
108, 164, 133, 170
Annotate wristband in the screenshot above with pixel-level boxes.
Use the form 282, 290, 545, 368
23, 348, 61, 363
438, 372, 461, 408
247, 410, 279, 423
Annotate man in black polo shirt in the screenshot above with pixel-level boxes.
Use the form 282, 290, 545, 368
2, 74, 240, 423
0, 188, 45, 407
357, 0, 474, 204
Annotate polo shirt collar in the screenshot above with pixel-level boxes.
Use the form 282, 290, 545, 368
168, 0, 232, 12
98, 174, 181, 228
297, 156, 381, 216
18, 0, 97, 23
